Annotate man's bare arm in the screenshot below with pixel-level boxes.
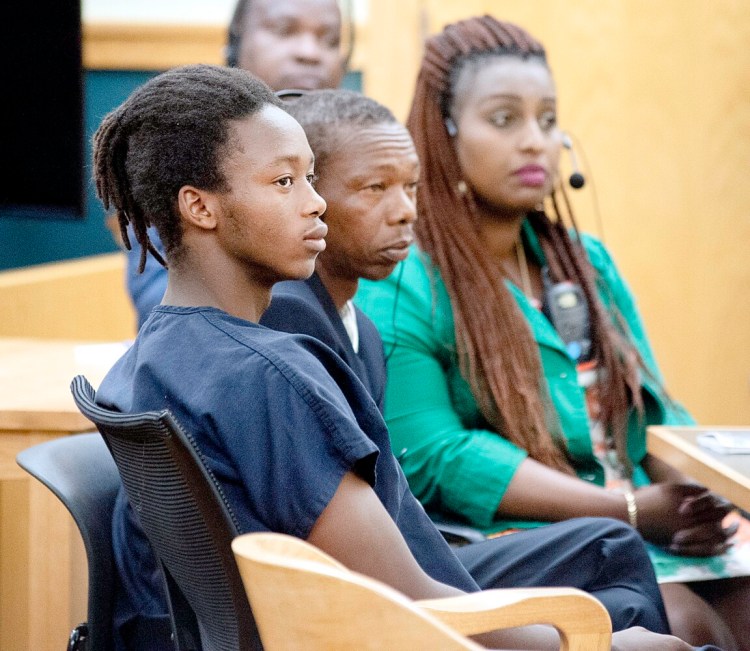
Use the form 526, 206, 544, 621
307, 471, 562, 649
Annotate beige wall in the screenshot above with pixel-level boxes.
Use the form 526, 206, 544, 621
363, 0, 750, 425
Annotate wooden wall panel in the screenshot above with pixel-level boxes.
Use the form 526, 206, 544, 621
0, 254, 136, 341
84, 22, 226, 69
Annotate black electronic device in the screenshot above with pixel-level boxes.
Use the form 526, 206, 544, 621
561, 133, 586, 190
541, 267, 593, 363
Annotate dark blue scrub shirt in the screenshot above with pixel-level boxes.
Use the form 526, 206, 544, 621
96, 306, 478, 645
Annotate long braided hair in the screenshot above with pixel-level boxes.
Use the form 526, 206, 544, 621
408, 16, 643, 475
93, 64, 279, 272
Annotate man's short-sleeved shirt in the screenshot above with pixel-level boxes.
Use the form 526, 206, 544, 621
97, 306, 477, 640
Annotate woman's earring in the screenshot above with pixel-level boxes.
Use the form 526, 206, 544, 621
444, 117, 458, 137
446, 118, 465, 195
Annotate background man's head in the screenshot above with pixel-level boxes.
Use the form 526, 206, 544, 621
227, 0, 346, 91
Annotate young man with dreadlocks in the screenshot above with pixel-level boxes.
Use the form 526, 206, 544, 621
125, 0, 348, 329
93, 66, 704, 650
357, 15, 749, 650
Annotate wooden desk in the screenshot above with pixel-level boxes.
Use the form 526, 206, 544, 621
647, 426, 750, 513
0, 338, 127, 651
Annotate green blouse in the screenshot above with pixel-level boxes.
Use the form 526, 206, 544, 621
356, 224, 693, 535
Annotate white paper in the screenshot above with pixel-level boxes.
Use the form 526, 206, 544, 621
74, 342, 131, 368
697, 430, 750, 455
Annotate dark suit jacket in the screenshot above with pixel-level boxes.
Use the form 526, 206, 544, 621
260, 274, 387, 411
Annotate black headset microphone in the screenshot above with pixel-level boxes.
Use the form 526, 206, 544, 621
562, 133, 585, 189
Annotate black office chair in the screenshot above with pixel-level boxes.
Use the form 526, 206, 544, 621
69, 375, 260, 651
16, 432, 120, 651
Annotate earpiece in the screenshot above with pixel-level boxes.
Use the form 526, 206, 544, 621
445, 117, 458, 137
561, 133, 586, 189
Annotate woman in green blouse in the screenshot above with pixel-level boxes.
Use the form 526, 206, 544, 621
356, 15, 748, 649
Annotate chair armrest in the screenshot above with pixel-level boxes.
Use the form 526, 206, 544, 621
417, 587, 611, 650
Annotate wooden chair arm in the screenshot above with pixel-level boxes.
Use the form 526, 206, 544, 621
418, 587, 612, 651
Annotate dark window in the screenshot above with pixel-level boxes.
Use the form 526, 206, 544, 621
0, 2, 83, 219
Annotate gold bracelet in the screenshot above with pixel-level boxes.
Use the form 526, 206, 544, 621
622, 490, 638, 530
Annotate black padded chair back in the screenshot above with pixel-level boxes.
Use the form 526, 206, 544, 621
70, 375, 260, 651
16, 432, 119, 651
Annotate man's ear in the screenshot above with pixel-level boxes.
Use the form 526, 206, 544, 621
177, 185, 220, 230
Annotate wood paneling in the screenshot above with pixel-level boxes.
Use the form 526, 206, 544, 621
0, 440, 85, 651
0, 254, 136, 341
84, 22, 226, 70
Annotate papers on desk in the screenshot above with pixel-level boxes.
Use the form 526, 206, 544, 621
697, 430, 750, 455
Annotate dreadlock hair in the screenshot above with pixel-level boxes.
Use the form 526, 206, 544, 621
282, 89, 397, 175
93, 64, 280, 273
407, 15, 644, 476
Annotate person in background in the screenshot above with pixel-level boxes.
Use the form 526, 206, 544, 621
225, 0, 346, 91
355, 15, 749, 650
125, 0, 347, 328
94, 64, 708, 651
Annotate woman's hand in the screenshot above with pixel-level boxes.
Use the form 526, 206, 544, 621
635, 482, 734, 548
498, 458, 738, 558
668, 518, 738, 556
638, 454, 738, 554
677, 487, 734, 523
634, 483, 714, 544
668, 490, 737, 556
